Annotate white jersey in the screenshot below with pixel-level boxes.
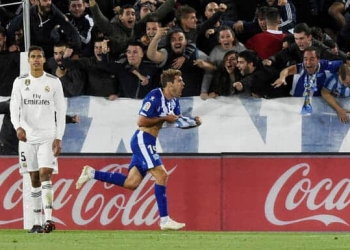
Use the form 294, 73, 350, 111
10, 72, 66, 144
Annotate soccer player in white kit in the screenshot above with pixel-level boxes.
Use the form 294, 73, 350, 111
10, 46, 66, 233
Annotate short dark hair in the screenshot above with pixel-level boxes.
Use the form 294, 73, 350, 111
160, 69, 182, 88
119, 4, 135, 15
53, 42, 68, 48
256, 6, 269, 19
69, 0, 84, 4
282, 33, 295, 46
28, 45, 45, 58
238, 50, 261, 67
146, 15, 160, 24
94, 37, 105, 43
265, 7, 280, 26
166, 29, 186, 46
127, 40, 145, 50
303, 46, 320, 58
323, 39, 337, 49
310, 26, 324, 41
176, 5, 196, 23
293, 23, 311, 36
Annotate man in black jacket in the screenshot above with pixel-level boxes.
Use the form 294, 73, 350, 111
147, 28, 204, 97
88, 0, 176, 58
234, 50, 290, 98
62, 39, 119, 99
0, 26, 20, 97
45, 43, 86, 97
7, 0, 81, 57
65, 0, 95, 57
268, 22, 349, 72
64, 40, 160, 99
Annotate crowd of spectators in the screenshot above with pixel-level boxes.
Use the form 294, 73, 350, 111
1, 0, 350, 118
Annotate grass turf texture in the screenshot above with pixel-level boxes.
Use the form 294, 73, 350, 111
0, 230, 349, 250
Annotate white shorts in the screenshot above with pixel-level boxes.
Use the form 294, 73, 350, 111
18, 140, 58, 174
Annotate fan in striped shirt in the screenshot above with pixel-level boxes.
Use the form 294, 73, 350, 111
321, 64, 350, 123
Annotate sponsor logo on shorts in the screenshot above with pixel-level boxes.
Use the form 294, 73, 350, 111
153, 154, 160, 160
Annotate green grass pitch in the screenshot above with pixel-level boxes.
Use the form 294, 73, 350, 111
1, 230, 350, 250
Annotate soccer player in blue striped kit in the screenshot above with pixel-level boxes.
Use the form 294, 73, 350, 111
76, 69, 202, 230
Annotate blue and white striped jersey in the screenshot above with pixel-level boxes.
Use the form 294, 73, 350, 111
324, 73, 350, 97
139, 88, 181, 118
290, 60, 343, 97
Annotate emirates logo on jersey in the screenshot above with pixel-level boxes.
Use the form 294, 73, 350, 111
25, 79, 30, 86
45, 86, 50, 92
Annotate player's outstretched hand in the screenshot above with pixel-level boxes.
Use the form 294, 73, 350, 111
195, 116, 202, 126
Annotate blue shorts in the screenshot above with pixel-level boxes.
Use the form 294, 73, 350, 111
128, 130, 163, 177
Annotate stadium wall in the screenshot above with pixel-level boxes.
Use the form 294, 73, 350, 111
2, 95, 350, 154
1, 155, 350, 231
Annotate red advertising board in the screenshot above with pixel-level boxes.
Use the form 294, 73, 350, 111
223, 156, 350, 231
1, 155, 350, 231
0, 156, 221, 231
0, 157, 22, 228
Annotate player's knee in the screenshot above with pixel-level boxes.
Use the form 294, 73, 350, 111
125, 180, 141, 190
127, 183, 139, 190
39, 168, 53, 182
157, 170, 168, 184
39, 173, 52, 182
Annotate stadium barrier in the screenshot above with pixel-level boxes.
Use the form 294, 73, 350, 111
1, 95, 350, 154
1, 154, 350, 231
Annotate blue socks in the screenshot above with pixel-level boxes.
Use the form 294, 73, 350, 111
93, 172, 168, 217
94, 171, 127, 187
155, 184, 168, 217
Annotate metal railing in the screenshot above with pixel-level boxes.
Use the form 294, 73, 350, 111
0, 0, 30, 51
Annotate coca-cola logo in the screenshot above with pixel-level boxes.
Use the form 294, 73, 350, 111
265, 163, 349, 226
0, 162, 177, 228
72, 164, 164, 226
0, 164, 23, 225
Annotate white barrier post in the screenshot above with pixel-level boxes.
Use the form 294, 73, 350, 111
20, 51, 31, 229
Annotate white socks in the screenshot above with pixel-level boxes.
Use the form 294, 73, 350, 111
160, 216, 169, 224
31, 187, 42, 226
41, 181, 53, 221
